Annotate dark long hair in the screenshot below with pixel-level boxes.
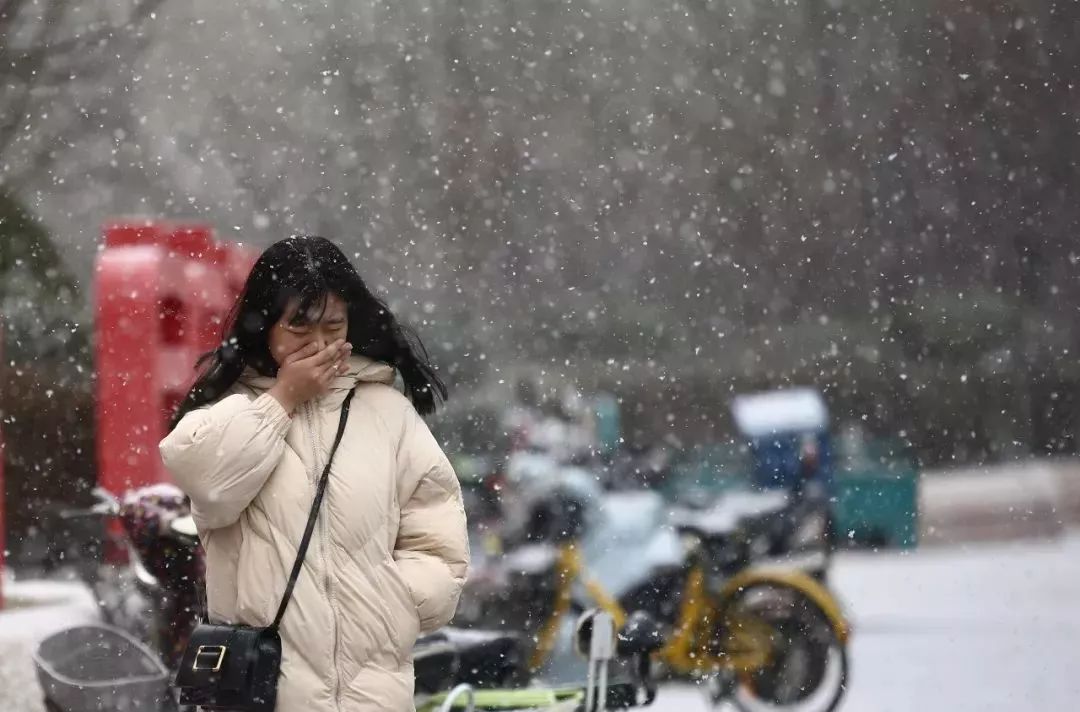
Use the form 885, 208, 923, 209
170, 236, 447, 427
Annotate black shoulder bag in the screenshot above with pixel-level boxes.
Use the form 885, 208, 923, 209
174, 390, 354, 712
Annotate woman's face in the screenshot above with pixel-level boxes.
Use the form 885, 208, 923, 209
268, 292, 350, 367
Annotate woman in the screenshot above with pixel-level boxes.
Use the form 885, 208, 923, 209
160, 236, 469, 711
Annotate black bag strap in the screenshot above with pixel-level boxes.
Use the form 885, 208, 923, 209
270, 389, 354, 629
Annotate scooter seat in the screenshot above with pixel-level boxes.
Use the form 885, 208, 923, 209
437, 627, 518, 649
413, 634, 459, 694
445, 628, 526, 687
414, 627, 527, 691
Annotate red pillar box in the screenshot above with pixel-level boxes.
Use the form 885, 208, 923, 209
158, 225, 234, 419
95, 221, 233, 495
222, 242, 259, 300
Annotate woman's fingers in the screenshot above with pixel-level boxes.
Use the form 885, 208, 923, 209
307, 339, 347, 367
328, 344, 352, 375
284, 341, 321, 365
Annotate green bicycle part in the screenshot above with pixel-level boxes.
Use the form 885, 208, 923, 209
418, 687, 585, 710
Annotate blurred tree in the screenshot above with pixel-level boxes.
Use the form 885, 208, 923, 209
0, 190, 87, 363
0, 192, 96, 559
0, 190, 67, 295
3, 0, 1077, 466
0, 0, 167, 183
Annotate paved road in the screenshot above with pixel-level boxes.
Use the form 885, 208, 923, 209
3, 534, 1079, 711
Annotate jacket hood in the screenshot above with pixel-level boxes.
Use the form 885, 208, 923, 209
239, 354, 397, 394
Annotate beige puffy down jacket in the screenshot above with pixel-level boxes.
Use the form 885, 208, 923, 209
159, 355, 469, 711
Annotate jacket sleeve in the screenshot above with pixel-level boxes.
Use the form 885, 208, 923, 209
159, 392, 292, 531
393, 403, 470, 634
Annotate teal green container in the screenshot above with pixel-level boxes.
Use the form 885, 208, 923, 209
832, 452, 919, 549
591, 393, 622, 456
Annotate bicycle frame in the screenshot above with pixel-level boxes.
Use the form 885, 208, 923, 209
526, 542, 849, 681
528, 545, 625, 671
658, 565, 774, 676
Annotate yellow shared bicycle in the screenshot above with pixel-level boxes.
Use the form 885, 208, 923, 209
472, 516, 850, 712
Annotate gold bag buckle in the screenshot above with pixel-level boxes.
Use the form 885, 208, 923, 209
192, 645, 227, 672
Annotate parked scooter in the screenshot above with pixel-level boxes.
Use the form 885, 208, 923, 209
608, 441, 831, 583
494, 446, 831, 594
59, 484, 201, 667
671, 486, 833, 582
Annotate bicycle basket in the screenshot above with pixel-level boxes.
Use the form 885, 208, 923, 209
32, 624, 172, 712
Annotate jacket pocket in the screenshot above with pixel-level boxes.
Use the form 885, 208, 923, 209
381, 557, 422, 658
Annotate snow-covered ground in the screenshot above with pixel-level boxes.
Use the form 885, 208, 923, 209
3, 534, 1079, 711
654, 532, 1080, 712
0, 578, 99, 712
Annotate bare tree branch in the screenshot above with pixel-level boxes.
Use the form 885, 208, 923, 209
0, 0, 168, 178
0, 0, 65, 158
1, 0, 166, 58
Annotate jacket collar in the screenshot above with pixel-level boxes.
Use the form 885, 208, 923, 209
239, 354, 396, 406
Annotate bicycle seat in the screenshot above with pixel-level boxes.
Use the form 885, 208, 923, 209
676, 507, 741, 540
501, 543, 560, 574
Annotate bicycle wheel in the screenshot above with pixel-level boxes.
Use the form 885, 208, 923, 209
722, 582, 848, 712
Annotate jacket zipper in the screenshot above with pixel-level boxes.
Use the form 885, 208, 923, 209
303, 401, 342, 711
